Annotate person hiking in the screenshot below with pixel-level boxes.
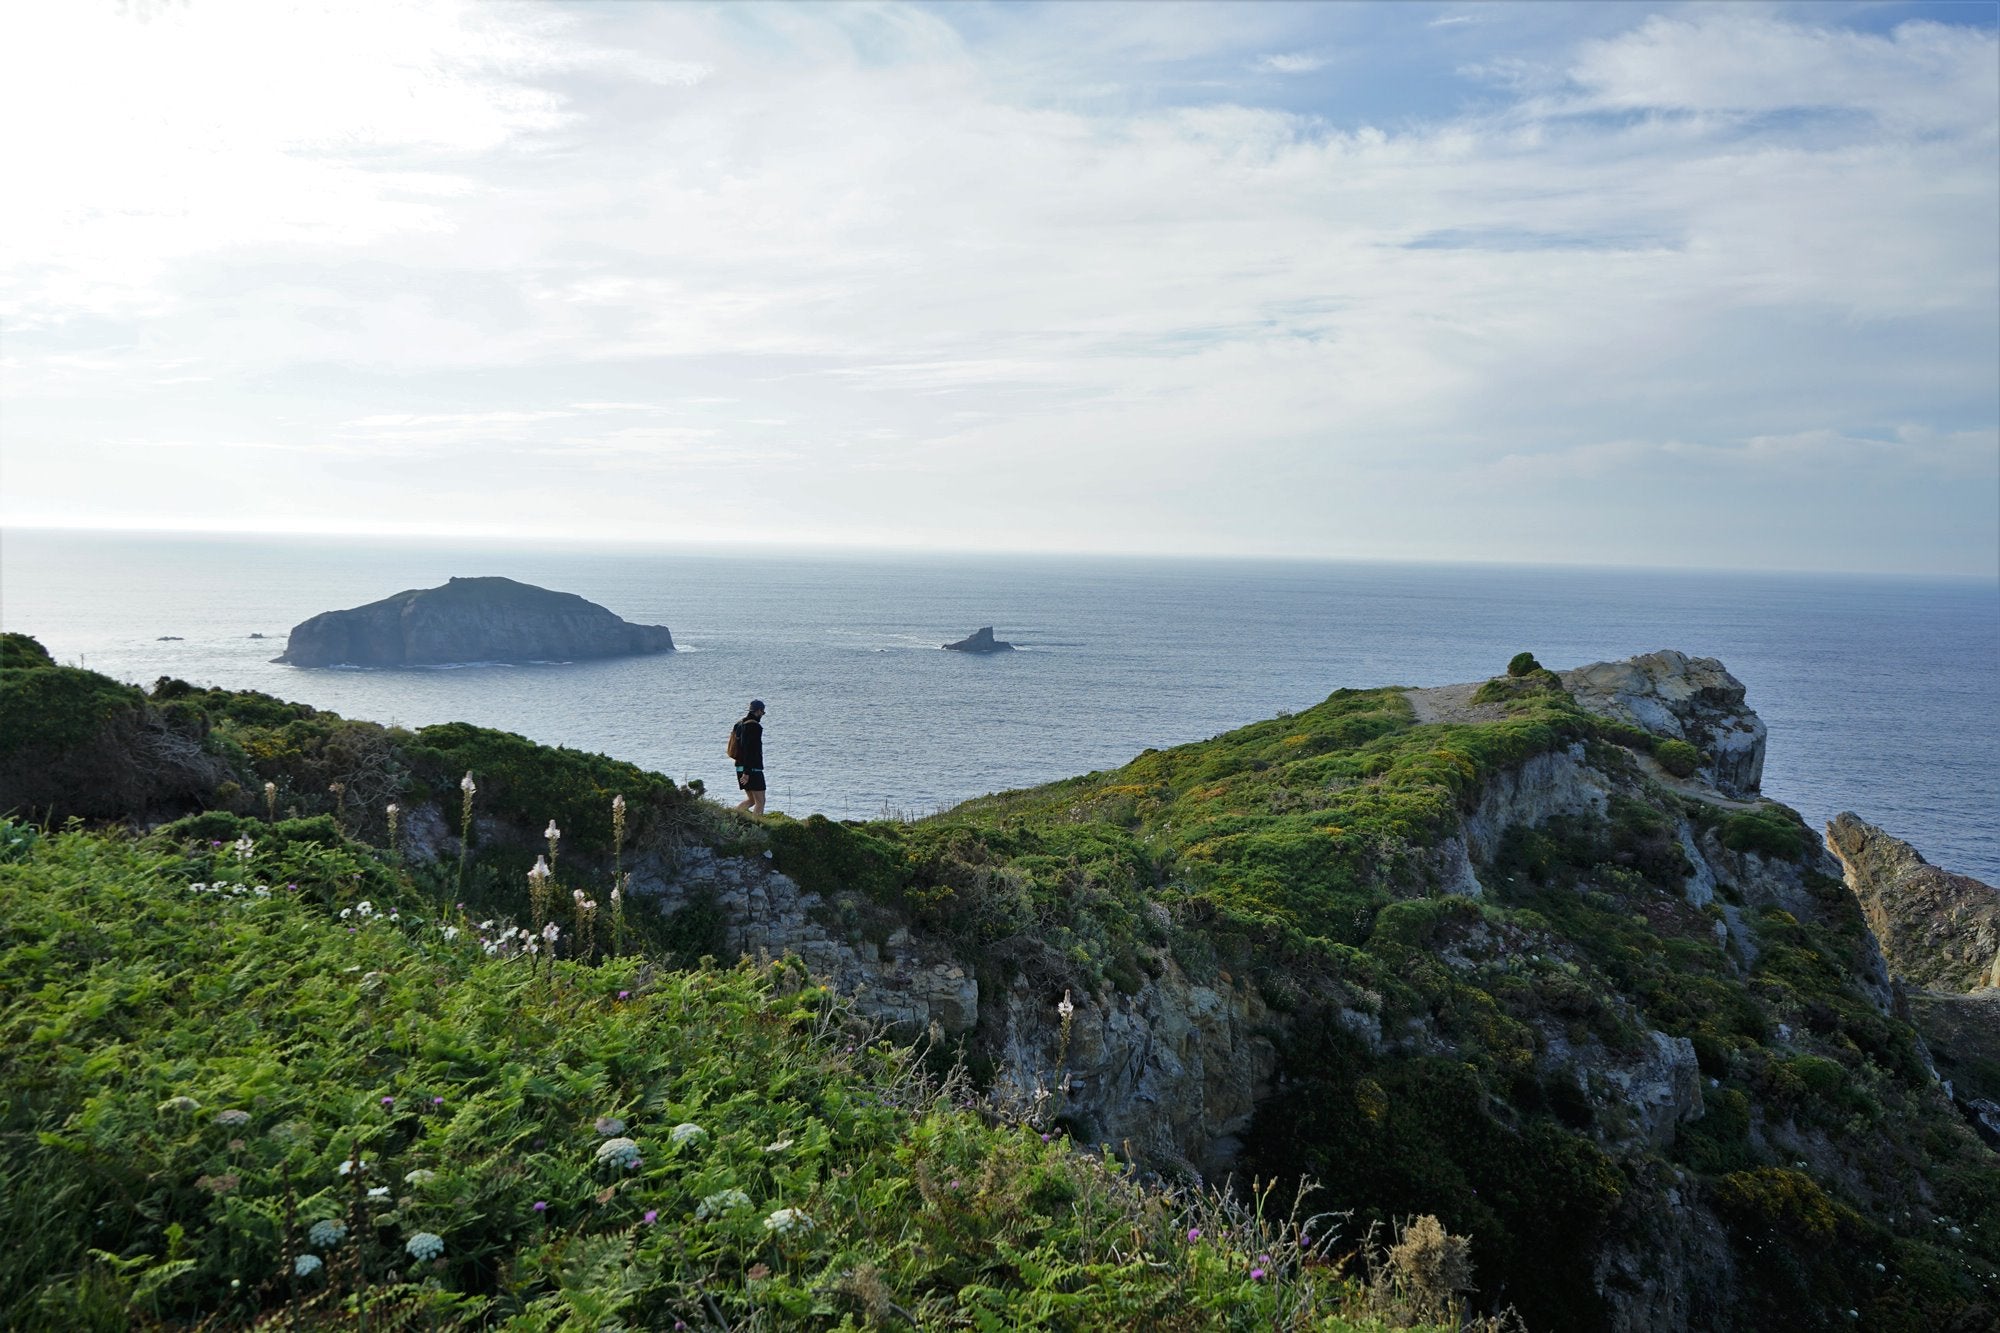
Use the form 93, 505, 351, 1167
729, 699, 767, 815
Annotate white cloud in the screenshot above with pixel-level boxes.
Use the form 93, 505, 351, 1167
1256, 51, 1329, 74
0, 3, 1993, 572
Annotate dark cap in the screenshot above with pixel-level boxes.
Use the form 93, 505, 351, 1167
748, 699, 765, 713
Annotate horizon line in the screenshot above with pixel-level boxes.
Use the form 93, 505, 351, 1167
1, 519, 1995, 585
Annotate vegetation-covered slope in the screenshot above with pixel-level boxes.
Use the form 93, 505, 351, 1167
4, 632, 1996, 1332
0, 818, 1468, 1332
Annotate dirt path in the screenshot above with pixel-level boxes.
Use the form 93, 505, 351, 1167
1401, 683, 1512, 726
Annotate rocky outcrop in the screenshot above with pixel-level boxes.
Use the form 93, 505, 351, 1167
626, 843, 1276, 1178
943, 627, 1014, 653
1826, 813, 2000, 993
276, 577, 674, 668
1912, 990, 2000, 1145
1562, 650, 1767, 799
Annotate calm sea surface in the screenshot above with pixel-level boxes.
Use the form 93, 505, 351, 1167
3, 529, 1995, 882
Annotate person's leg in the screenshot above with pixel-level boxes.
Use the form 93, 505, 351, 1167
750, 790, 766, 815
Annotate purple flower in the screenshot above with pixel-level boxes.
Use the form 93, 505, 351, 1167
618, 990, 631, 1000
1187, 1228, 1201, 1243
381, 1096, 394, 1108
432, 1096, 445, 1107
1250, 1267, 1266, 1281
532, 1201, 547, 1213
642, 1209, 658, 1224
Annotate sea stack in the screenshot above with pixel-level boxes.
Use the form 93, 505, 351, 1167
276, 576, 674, 668
943, 627, 1014, 653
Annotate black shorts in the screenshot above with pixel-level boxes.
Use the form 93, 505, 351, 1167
737, 767, 766, 793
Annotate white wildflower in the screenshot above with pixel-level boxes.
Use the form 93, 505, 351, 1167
696, 1188, 751, 1219
403, 1169, 437, 1185
215, 1109, 251, 1127
611, 794, 625, 815
308, 1219, 347, 1247
610, 889, 620, 904
335, 1158, 367, 1176
189, 883, 208, 893
763, 1207, 813, 1235
294, 1254, 323, 1277
573, 888, 585, 903
1057, 989, 1074, 1021
668, 1122, 705, 1147
232, 835, 256, 861
542, 922, 560, 942
528, 857, 550, 886
158, 1095, 200, 1114
441, 925, 459, 942
461, 772, 476, 794
367, 1186, 390, 1200
595, 1116, 626, 1136
595, 1137, 642, 1168
763, 1138, 794, 1154
545, 821, 560, 842
404, 1231, 445, 1261
386, 802, 399, 816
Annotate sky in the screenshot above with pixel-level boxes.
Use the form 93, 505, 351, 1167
1, 0, 1996, 575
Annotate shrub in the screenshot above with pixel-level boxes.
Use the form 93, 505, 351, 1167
1720, 808, 1811, 861
1653, 738, 1701, 778
1506, 652, 1542, 678
0, 632, 54, 670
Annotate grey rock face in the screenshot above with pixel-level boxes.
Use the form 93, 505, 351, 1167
277, 577, 674, 668
1563, 650, 1767, 798
1825, 813, 2000, 993
943, 627, 1014, 652
627, 843, 1274, 1177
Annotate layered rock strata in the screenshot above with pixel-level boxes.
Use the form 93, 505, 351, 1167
1563, 650, 1767, 798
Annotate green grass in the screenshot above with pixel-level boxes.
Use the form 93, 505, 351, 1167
0, 820, 1456, 1332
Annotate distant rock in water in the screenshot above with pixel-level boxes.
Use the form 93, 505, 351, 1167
248, 633, 267, 640
1826, 813, 2000, 993
276, 576, 674, 668
157, 636, 183, 641
943, 627, 1014, 653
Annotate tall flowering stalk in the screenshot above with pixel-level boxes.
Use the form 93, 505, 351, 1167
328, 781, 347, 824
610, 795, 626, 955
263, 781, 278, 823
385, 803, 400, 863
573, 889, 598, 963
457, 773, 476, 896
527, 857, 552, 934
611, 873, 629, 959
544, 821, 561, 881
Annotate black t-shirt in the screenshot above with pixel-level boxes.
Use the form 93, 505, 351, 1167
733, 716, 764, 770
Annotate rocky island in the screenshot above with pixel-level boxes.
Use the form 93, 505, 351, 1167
943, 626, 1014, 652
274, 576, 674, 668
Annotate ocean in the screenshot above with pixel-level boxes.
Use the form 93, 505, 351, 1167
3, 529, 1995, 883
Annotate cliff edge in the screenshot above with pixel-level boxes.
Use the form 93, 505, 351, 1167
276, 576, 675, 668
1826, 812, 2000, 994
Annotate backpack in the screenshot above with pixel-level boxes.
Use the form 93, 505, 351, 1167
725, 722, 741, 761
